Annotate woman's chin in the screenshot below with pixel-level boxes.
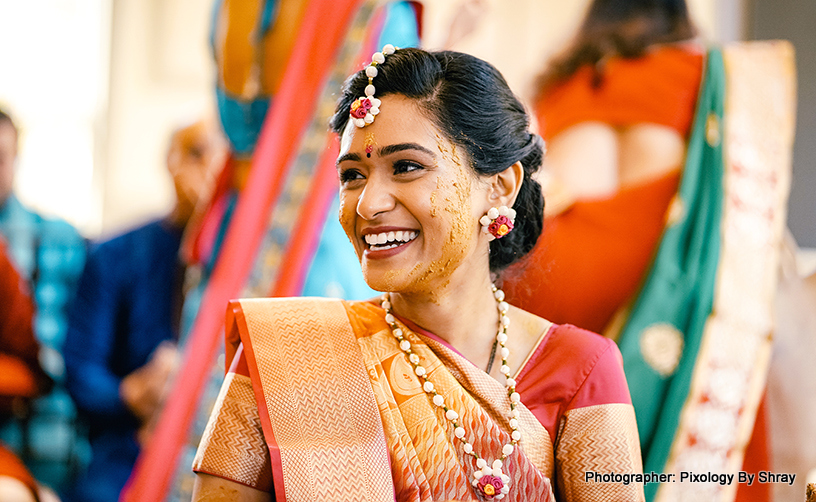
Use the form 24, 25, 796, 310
361, 266, 406, 294
361, 259, 426, 294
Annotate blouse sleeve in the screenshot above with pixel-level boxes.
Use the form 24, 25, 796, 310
554, 339, 644, 502
193, 362, 273, 492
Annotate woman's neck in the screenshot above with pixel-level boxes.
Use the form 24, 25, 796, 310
388, 267, 499, 364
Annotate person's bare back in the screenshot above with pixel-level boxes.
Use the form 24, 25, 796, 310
539, 121, 685, 212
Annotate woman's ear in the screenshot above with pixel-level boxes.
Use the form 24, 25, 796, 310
486, 161, 524, 208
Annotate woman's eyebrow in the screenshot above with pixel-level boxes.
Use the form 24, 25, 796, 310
336, 142, 436, 166
379, 142, 437, 158
337, 152, 362, 165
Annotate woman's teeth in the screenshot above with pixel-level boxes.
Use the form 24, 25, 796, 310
365, 230, 418, 250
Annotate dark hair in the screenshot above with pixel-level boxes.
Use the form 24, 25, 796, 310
331, 48, 544, 274
538, 0, 696, 90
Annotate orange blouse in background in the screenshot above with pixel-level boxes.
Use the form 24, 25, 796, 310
538, 46, 704, 140
503, 46, 704, 335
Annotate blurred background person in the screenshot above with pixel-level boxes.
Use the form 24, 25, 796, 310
0, 108, 86, 494
504, 0, 702, 334
61, 118, 224, 502
503, 1, 796, 502
0, 238, 59, 502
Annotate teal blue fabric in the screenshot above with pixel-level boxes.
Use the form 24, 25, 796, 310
615, 49, 726, 501
302, 195, 378, 299
378, 1, 420, 49
215, 89, 271, 156
258, 0, 279, 34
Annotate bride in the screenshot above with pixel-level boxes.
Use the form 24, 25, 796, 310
192, 47, 643, 502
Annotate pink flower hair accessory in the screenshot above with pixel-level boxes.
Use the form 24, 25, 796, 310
480, 206, 516, 241
349, 44, 396, 128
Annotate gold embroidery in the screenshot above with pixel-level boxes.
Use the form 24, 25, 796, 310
705, 113, 721, 147
556, 403, 644, 502
665, 194, 686, 227
658, 42, 795, 502
193, 373, 271, 489
640, 323, 684, 377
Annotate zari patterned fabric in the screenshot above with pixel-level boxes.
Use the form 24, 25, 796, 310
194, 372, 272, 489
346, 302, 554, 501
194, 299, 644, 501
556, 404, 643, 501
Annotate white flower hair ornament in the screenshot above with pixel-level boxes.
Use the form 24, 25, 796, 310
349, 44, 396, 128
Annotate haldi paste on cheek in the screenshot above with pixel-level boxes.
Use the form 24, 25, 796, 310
338, 190, 359, 256
402, 152, 475, 300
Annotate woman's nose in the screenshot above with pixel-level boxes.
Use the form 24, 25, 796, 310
356, 173, 396, 220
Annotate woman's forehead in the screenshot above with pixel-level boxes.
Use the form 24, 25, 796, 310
340, 95, 445, 152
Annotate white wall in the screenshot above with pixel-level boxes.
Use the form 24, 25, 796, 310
0, 0, 111, 236
100, 0, 215, 237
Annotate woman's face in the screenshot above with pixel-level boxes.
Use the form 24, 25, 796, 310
336, 94, 489, 295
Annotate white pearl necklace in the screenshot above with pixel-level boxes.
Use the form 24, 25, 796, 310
381, 285, 520, 500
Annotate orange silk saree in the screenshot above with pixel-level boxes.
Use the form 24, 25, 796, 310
194, 298, 643, 501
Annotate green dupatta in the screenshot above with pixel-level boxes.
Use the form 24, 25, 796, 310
616, 48, 725, 499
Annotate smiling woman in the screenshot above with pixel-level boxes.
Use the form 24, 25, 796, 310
191, 48, 644, 502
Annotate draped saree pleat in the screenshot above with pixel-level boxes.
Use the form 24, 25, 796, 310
203, 298, 557, 501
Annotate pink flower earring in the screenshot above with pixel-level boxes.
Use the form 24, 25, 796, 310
480, 206, 516, 241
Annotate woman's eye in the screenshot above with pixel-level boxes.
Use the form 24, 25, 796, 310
339, 168, 365, 183
393, 160, 424, 175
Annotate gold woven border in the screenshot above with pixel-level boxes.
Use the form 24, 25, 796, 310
239, 298, 394, 501
192, 373, 272, 489
656, 41, 796, 502
555, 404, 644, 502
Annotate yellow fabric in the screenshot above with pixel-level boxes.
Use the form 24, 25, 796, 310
239, 297, 394, 502
213, 0, 310, 98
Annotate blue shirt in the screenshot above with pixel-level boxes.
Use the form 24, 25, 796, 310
64, 219, 182, 431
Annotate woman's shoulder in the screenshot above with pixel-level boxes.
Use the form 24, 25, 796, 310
515, 317, 630, 407
515, 309, 619, 372
545, 323, 619, 358
534, 323, 621, 380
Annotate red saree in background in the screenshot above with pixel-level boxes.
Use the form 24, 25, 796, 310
503, 46, 703, 335
193, 298, 643, 501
